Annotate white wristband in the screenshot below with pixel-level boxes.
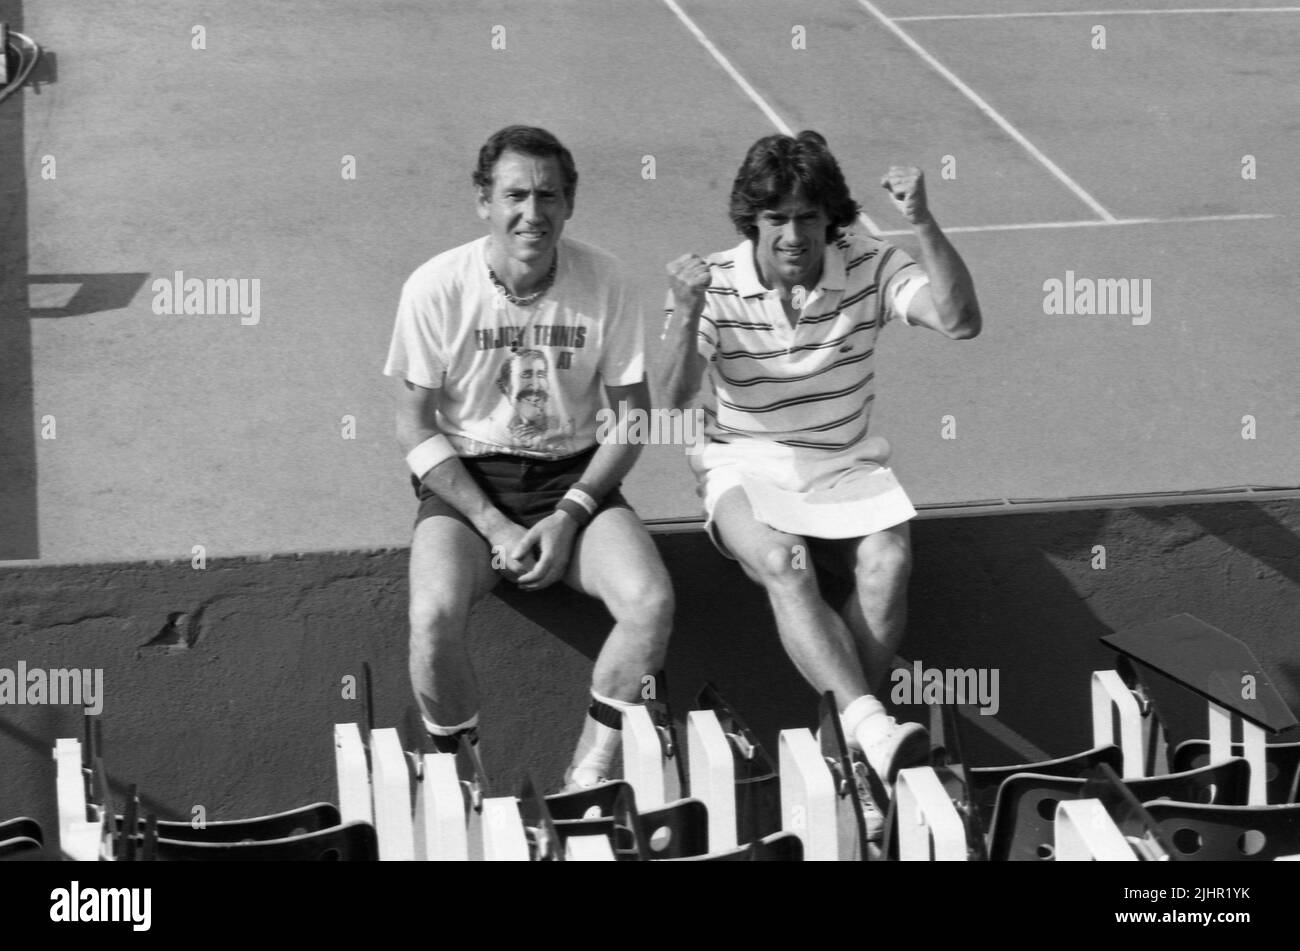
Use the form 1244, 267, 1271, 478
406, 434, 457, 480
564, 486, 598, 516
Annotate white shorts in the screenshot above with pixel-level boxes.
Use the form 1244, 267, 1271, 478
689, 435, 915, 555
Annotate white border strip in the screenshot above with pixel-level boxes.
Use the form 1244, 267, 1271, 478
662, 0, 882, 233
856, 0, 1117, 223
895, 8, 1300, 22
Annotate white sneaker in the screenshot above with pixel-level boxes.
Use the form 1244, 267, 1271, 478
561, 765, 608, 792
859, 718, 930, 784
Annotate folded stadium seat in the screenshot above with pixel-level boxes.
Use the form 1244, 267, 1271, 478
966, 745, 1124, 832
0, 817, 44, 861
543, 781, 634, 821
693, 683, 783, 849
660, 831, 804, 862
1171, 739, 1300, 805
986, 758, 1251, 861
150, 820, 378, 861
628, 798, 710, 860
585, 793, 711, 860
0, 817, 42, 843
119, 802, 340, 843
0, 836, 44, 861
1143, 801, 1300, 861
540, 786, 711, 861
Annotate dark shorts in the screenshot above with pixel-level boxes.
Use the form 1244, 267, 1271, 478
411, 446, 633, 533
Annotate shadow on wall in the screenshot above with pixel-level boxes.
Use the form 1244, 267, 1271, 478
1138, 503, 1300, 588
908, 509, 1115, 766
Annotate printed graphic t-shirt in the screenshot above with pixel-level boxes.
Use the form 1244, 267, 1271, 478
384, 236, 646, 460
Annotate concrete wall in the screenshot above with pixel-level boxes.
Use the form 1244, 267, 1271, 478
3, 499, 1299, 843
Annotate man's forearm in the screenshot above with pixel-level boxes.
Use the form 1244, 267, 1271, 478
400, 427, 511, 536
913, 217, 981, 337
576, 438, 643, 504
656, 298, 708, 409
581, 380, 654, 503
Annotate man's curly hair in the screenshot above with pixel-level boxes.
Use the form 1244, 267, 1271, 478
728, 130, 859, 242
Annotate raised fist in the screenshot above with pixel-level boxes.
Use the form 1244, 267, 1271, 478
667, 253, 712, 304
880, 166, 930, 225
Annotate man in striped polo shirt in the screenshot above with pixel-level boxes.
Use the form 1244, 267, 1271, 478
661, 131, 980, 832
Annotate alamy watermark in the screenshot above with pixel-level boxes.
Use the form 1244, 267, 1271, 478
50, 882, 150, 931
151, 271, 260, 325
0, 662, 103, 714
595, 407, 705, 454
890, 660, 1000, 716
1042, 271, 1151, 326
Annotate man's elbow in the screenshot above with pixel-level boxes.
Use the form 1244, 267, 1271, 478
945, 306, 982, 340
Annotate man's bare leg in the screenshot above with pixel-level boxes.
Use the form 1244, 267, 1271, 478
711, 487, 869, 707
408, 515, 499, 741
561, 506, 674, 785
713, 488, 927, 781
835, 522, 912, 694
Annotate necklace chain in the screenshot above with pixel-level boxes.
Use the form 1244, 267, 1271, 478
488, 257, 557, 307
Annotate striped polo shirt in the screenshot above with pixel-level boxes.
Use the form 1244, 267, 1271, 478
692, 232, 924, 451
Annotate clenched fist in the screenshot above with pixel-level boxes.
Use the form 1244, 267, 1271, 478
667, 253, 712, 306
880, 166, 931, 226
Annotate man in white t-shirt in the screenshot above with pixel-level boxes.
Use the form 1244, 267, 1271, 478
660, 131, 981, 836
384, 126, 673, 789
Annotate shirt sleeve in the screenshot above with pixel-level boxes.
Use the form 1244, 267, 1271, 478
383, 271, 447, 389
880, 245, 929, 328
597, 269, 646, 386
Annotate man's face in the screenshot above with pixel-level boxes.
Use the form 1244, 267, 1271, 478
512, 356, 549, 423
477, 150, 574, 267
752, 192, 830, 293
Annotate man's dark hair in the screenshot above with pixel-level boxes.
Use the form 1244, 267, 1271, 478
473, 126, 578, 204
728, 131, 858, 242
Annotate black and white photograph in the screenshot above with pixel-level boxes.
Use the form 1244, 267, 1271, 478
1, 0, 1298, 930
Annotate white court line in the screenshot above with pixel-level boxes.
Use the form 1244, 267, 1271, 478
895, 7, 1300, 22
661, 0, 882, 234
871, 212, 1276, 237
856, 0, 1118, 224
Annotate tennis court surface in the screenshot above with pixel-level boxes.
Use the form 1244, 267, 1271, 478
3, 0, 1298, 564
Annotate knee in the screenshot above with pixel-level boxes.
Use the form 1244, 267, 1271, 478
855, 533, 912, 590
605, 573, 675, 637
749, 541, 817, 592
408, 599, 469, 650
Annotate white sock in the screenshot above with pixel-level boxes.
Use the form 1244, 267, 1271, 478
569, 691, 639, 787
841, 695, 891, 752
424, 713, 479, 753
423, 713, 479, 736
